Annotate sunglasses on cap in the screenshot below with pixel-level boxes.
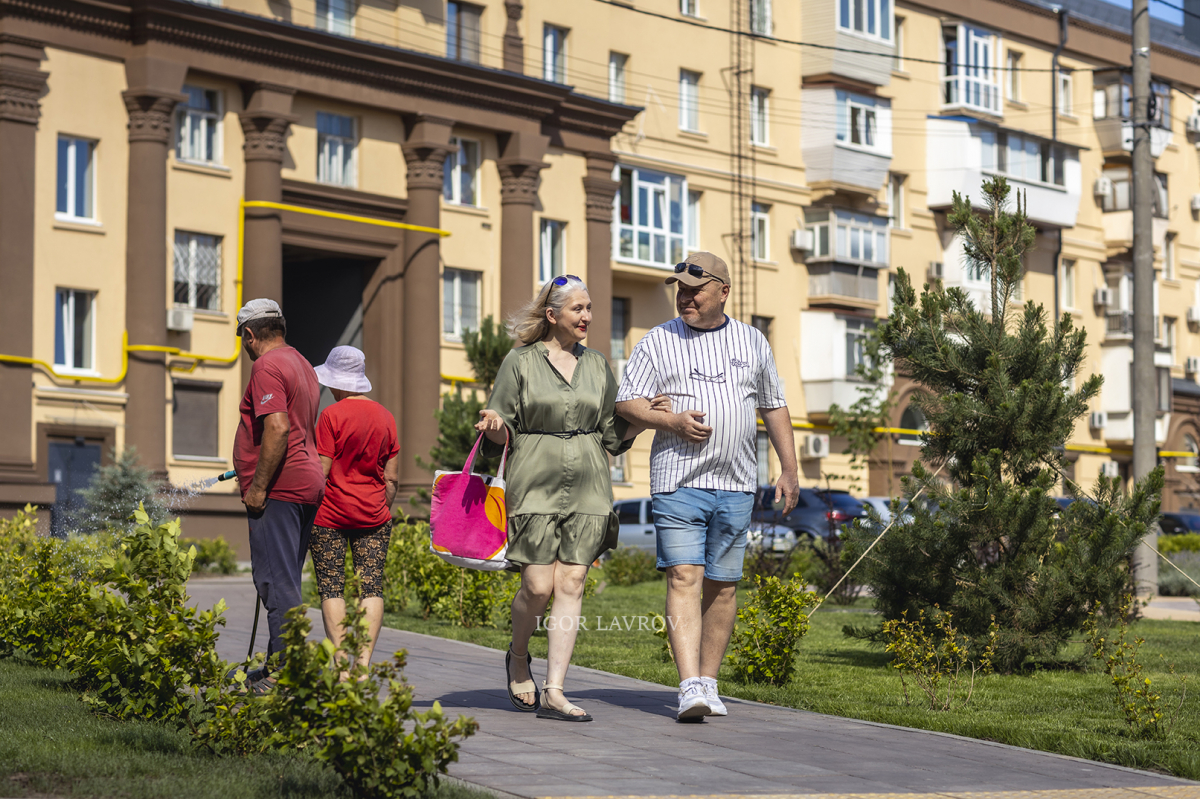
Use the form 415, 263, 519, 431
674, 262, 728, 285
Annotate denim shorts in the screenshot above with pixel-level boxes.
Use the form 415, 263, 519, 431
651, 488, 754, 582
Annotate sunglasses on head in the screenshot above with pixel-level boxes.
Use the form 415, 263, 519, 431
551, 275, 582, 287
674, 262, 727, 285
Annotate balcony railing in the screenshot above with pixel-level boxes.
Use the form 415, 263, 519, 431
1105, 311, 1161, 341
942, 75, 1001, 115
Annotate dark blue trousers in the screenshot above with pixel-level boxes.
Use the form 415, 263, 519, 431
247, 499, 317, 663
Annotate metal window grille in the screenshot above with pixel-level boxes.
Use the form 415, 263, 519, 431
174, 232, 222, 311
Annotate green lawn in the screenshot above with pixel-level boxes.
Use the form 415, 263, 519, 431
0, 655, 490, 799
382, 572, 1200, 780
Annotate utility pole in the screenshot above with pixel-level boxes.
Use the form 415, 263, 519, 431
1130, 0, 1158, 596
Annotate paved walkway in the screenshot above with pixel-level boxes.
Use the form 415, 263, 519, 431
188, 576, 1199, 799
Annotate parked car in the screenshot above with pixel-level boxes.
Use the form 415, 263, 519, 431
1159, 511, 1200, 535
746, 523, 798, 554
753, 486, 867, 540
612, 497, 656, 551
859, 496, 895, 524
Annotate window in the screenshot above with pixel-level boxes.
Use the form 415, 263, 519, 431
1153, 172, 1169, 219
943, 26, 1000, 114
686, 190, 701, 250
173, 381, 220, 458
679, 69, 700, 131
887, 173, 904, 229
608, 52, 627, 104
610, 453, 628, 483
1092, 70, 1171, 127
898, 405, 926, 445
893, 17, 905, 70
442, 137, 480, 206
446, 2, 482, 63
751, 202, 770, 261
1099, 166, 1130, 212
756, 430, 770, 485
845, 317, 872, 376
1061, 258, 1076, 310
979, 129, 1065, 186
315, 0, 352, 35
615, 500, 641, 525
442, 268, 480, 341
1180, 434, 1199, 472
1057, 70, 1073, 116
750, 87, 770, 146
175, 86, 221, 164
316, 112, 356, 187
54, 288, 95, 372
835, 91, 889, 154
616, 166, 687, 267
1164, 316, 1177, 362
751, 315, 772, 343
173, 232, 221, 311
1165, 234, 1176, 280
750, 0, 771, 35
1006, 51, 1021, 102
56, 136, 95, 222
806, 209, 889, 268
1158, 365, 1172, 413
612, 298, 631, 360
839, 0, 891, 40
543, 24, 567, 83
539, 219, 565, 283
680, 0, 699, 16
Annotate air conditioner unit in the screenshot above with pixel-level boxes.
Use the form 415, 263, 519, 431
1093, 175, 1113, 197
166, 306, 194, 333
1187, 356, 1200, 374
1099, 460, 1121, 479
1093, 287, 1112, 307
1187, 113, 1200, 134
1188, 306, 1200, 324
803, 434, 830, 459
790, 228, 813, 251
1191, 193, 1200, 212
927, 261, 945, 280
1089, 411, 1107, 430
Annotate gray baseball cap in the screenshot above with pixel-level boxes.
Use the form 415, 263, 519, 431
236, 298, 283, 335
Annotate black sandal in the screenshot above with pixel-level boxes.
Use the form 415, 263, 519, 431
505, 644, 539, 712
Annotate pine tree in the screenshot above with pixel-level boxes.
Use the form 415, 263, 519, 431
829, 325, 896, 496
72, 447, 170, 534
842, 177, 1163, 671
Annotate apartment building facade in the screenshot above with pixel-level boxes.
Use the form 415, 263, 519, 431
2, 0, 1200, 551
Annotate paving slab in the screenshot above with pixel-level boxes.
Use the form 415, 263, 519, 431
187, 576, 1198, 799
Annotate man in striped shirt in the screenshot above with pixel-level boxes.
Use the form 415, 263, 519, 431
616, 251, 799, 721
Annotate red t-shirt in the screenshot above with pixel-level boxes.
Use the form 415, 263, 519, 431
233, 346, 325, 506
314, 398, 399, 529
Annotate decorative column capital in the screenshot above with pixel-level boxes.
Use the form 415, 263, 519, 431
402, 143, 451, 191
123, 90, 184, 144
0, 35, 48, 126
239, 112, 294, 163
583, 175, 619, 223
498, 160, 546, 206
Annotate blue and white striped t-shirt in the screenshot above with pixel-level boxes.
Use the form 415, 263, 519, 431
616, 316, 787, 494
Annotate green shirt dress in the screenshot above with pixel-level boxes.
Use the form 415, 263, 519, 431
485, 342, 634, 566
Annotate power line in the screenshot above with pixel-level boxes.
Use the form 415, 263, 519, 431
1149, 0, 1200, 20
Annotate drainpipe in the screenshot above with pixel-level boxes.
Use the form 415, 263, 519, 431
1051, 7, 1069, 321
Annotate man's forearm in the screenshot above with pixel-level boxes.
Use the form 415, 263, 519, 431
616, 398, 674, 432
251, 423, 288, 493
760, 406, 798, 475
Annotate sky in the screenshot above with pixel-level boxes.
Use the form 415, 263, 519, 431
1098, 0, 1184, 27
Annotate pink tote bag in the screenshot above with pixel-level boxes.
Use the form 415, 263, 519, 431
429, 432, 511, 571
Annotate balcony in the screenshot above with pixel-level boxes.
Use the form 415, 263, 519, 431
1101, 211, 1169, 256
801, 88, 891, 195
808, 264, 880, 309
942, 74, 1001, 117
1094, 118, 1172, 159
799, 310, 881, 415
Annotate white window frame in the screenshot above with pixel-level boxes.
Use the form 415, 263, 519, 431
893, 16, 905, 70
680, 0, 700, 17
316, 111, 357, 188
686, 190, 701, 250
839, 0, 892, 41
806, 209, 889, 268
614, 166, 689, 268
315, 0, 353, 35
1005, 50, 1021, 102
1165, 316, 1177, 363
1057, 70, 1073, 116
835, 91, 890, 155
54, 288, 97, 374
943, 25, 1001, 116
1179, 434, 1200, 473
679, 69, 701, 132
1061, 258, 1076, 311
608, 52, 628, 104
442, 267, 481, 342
750, 0, 772, 35
543, 24, 568, 84
173, 231, 222, 311
56, 135, 97, 223
887, 173, 904, 229
751, 202, 770, 262
1165, 233, 1176, 280
442, 136, 481, 206
175, 85, 223, 165
750, 86, 770, 146
539, 219, 566, 284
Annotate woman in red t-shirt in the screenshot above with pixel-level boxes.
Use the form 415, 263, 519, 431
310, 346, 399, 669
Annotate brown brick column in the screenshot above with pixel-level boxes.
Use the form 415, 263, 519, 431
0, 36, 48, 483
498, 133, 548, 320
238, 84, 296, 384
583, 152, 619, 361
400, 115, 453, 497
503, 0, 525, 73
122, 58, 187, 478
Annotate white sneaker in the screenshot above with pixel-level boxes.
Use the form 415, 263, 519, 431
701, 680, 727, 716
676, 680, 712, 721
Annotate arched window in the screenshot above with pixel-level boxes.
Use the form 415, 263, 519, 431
898, 405, 927, 446
1179, 433, 1199, 472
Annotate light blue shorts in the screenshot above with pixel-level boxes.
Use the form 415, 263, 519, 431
651, 488, 754, 583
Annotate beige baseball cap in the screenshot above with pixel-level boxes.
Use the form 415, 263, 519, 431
665, 251, 731, 287
236, 298, 283, 335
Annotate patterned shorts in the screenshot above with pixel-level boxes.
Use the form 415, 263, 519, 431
310, 520, 392, 601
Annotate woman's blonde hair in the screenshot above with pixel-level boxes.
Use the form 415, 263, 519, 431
508, 276, 589, 345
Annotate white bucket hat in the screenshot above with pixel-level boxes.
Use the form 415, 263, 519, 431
315, 345, 372, 393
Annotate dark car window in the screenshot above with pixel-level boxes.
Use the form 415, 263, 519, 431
815, 491, 865, 513
1184, 514, 1200, 532
616, 501, 642, 525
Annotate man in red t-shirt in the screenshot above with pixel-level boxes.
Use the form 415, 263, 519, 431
310, 345, 399, 669
232, 298, 325, 687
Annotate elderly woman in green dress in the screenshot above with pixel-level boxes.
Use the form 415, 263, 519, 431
476, 275, 665, 722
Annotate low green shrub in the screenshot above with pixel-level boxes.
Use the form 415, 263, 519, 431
1159, 551, 1200, 597
743, 539, 816, 584
728, 574, 818, 685
881, 607, 994, 711
181, 536, 239, 575
603, 546, 661, 587
1158, 533, 1200, 556
382, 517, 430, 613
